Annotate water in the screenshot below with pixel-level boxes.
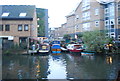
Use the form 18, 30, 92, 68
2, 52, 120, 80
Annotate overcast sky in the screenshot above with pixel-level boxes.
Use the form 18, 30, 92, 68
0, 0, 81, 28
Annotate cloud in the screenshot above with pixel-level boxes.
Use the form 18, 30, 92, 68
0, 0, 81, 27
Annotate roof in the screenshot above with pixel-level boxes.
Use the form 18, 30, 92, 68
0, 5, 36, 20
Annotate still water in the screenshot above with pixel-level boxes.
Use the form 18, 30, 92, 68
2, 53, 120, 79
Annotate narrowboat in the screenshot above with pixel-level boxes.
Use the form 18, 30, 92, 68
38, 43, 50, 53
61, 47, 68, 52
66, 44, 84, 53
51, 41, 61, 53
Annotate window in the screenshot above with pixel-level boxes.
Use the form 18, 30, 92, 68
95, 21, 99, 27
118, 18, 120, 24
19, 13, 27, 17
111, 25, 114, 28
82, 0, 90, 7
95, 9, 99, 15
75, 25, 79, 30
118, 2, 120, 10
105, 8, 109, 14
2, 12, 9, 17
76, 15, 79, 19
18, 25, 22, 31
110, 19, 114, 25
82, 0, 90, 11
82, 23, 90, 31
24, 25, 29, 31
105, 17, 109, 20
110, 6, 115, 16
5, 25, 10, 31
0, 25, 3, 31
106, 33, 109, 36
82, 11, 90, 20
110, 32, 115, 38
105, 20, 109, 26
111, 32, 115, 35
118, 35, 120, 39
105, 26, 109, 29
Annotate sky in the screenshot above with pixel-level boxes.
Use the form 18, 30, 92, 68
0, 0, 81, 28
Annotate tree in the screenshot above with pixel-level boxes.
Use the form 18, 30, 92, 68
77, 33, 83, 39
82, 30, 113, 53
37, 9, 46, 37
63, 34, 71, 40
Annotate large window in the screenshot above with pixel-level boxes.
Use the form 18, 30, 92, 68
82, 0, 90, 11
24, 25, 29, 31
18, 25, 22, 31
5, 25, 10, 31
0, 25, 3, 31
95, 9, 99, 16
82, 23, 90, 31
110, 6, 114, 16
82, 11, 90, 20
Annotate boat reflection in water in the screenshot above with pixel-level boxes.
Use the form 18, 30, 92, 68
47, 53, 67, 79
106, 56, 113, 64
2, 52, 120, 79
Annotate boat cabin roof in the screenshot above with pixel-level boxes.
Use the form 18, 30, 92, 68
68, 44, 81, 46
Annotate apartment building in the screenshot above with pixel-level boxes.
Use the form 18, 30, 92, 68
58, 0, 120, 41
75, 0, 105, 32
65, 13, 76, 34
0, 5, 37, 47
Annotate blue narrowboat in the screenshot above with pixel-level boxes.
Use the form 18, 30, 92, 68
51, 41, 61, 53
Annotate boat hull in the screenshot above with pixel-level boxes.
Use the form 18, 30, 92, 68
51, 42, 61, 53
67, 44, 84, 53
38, 44, 50, 54
38, 50, 49, 53
51, 49, 61, 53
61, 47, 68, 52
81, 52, 94, 56
69, 49, 84, 53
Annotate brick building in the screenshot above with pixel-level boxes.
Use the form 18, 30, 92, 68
57, 0, 120, 41
0, 5, 37, 48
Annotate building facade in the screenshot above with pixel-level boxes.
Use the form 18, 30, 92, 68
57, 0, 120, 41
0, 5, 37, 47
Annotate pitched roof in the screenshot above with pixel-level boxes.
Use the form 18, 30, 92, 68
0, 5, 36, 20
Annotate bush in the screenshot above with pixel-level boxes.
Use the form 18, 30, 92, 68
82, 30, 114, 53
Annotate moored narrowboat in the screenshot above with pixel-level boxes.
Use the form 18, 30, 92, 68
51, 41, 61, 53
66, 44, 84, 53
38, 43, 50, 54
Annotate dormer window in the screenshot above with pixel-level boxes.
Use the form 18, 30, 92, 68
2, 13, 9, 17
19, 13, 27, 17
